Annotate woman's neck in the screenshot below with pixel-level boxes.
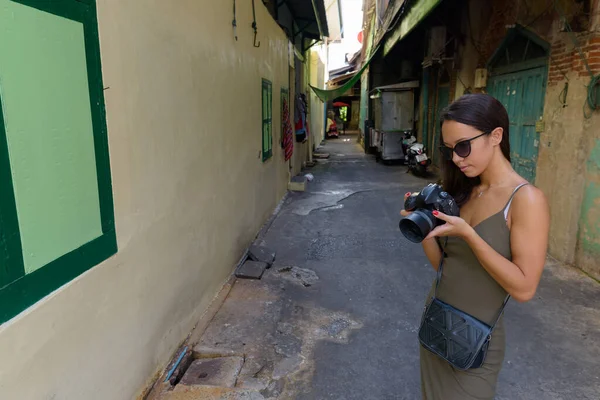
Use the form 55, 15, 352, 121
478, 151, 515, 187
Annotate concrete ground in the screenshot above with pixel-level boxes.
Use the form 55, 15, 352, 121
158, 134, 600, 400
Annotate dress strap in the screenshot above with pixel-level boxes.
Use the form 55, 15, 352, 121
503, 183, 529, 220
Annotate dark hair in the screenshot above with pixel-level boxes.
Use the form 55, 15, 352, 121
440, 93, 511, 206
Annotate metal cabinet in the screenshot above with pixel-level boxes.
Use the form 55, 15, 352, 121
371, 81, 419, 161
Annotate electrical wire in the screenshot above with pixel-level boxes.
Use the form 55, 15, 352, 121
585, 75, 600, 118
559, 81, 568, 108
521, 0, 554, 30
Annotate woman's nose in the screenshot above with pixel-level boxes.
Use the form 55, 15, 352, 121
452, 151, 463, 164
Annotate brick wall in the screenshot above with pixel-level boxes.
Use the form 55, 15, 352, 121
480, 0, 520, 62
549, 35, 600, 86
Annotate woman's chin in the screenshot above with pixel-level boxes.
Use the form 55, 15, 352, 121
461, 167, 479, 178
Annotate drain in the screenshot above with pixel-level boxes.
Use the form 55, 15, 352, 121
178, 357, 244, 388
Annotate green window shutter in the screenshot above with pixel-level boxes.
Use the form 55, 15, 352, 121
0, 0, 117, 324
262, 79, 273, 161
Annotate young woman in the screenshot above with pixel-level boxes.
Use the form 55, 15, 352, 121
401, 94, 550, 399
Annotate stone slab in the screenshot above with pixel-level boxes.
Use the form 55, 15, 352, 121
179, 357, 244, 388
313, 152, 330, 159
235, 260, 268, 280
248, 244, 276, 267
288, 175, 307, 192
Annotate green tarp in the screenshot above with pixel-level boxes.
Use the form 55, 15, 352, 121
310, 47, 379, 103
310, 0, 441, 102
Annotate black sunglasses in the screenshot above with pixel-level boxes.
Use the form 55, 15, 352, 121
439, 132, 488, 161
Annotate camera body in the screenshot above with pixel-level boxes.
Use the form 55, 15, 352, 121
399, 183, 460, 243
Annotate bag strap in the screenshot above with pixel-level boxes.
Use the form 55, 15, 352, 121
433, 238, 510, 330
432, 238, 447, 297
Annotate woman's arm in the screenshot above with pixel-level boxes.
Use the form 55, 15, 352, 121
426, 186, 550, 302
464, 186, 549, 302
422, 238, 442, 271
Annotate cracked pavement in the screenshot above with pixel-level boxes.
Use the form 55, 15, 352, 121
160, 135, 600, 400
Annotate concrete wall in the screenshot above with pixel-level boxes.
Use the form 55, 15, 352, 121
542, 29, 600, 278
454, 0, 600, 279
309, 47, 327, 147
291, 55, 310, 177
0, 1, 294, 399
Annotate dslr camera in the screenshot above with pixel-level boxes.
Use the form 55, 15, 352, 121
399, 183, 460, 243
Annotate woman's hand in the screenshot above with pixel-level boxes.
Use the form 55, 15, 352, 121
400, 192, 412, 217
424, 211, 474, 240
400, 192, 444, 270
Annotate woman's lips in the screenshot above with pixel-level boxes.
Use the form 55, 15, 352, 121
459, 165, 469, 172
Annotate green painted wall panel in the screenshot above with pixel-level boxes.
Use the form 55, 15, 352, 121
580, 139, 600, 254
0, 0, 103, 273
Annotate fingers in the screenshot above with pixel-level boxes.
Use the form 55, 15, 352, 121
425, 225, 446, 240
401, 192, 412, 216
432, 210, 450, 222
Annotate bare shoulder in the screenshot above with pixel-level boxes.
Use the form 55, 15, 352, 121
513, 183, 548, 208
510, 183, 550, 224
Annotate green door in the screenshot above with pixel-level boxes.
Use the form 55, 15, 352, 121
433, 85, 450, 167
487, 67, 546, 182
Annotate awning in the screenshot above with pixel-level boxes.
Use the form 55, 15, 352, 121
327, 71, 357, 87
310, 12, 379, 103
310, 45, 380, 102
382, 0, 442, 56
373, 81, 420, 92
369, 81, 420, 98
278, 0, 330, 39
310, 0, 441, 102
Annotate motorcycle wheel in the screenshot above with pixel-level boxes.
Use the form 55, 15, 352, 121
414, 164, 427, 177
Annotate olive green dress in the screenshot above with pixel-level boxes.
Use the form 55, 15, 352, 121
420, 184, 528, 400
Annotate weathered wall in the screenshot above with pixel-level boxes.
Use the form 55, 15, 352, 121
577, 134, 600, 277
454, 0, 600, 279
0, 1, 293, 399
535, 5, 600, 278
309, 47, 327, 148
350, 99, 360, 129
538, 70, 588, 266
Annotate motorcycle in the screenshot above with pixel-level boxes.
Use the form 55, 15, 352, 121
402, 131, 431, 176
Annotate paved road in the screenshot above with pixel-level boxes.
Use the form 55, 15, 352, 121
195, 134, 600, 400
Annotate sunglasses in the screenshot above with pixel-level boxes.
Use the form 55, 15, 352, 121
439, 132, 488, 161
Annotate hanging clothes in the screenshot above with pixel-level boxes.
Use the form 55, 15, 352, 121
281, 97, 294, 161
294, 93, 307, 143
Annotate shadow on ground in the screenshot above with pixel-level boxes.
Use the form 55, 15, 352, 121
158, 136, 600, 400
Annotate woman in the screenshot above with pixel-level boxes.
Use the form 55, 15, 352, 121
401, 94, 550, 399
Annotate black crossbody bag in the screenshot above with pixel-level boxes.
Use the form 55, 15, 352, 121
418, 240, 510, 370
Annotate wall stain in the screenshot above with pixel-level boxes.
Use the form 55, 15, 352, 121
580, 139, 600, 254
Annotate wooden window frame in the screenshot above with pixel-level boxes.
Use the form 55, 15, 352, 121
0, 0, 116, 324
262, 79, 273, 162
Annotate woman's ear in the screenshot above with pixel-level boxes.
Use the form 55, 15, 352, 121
490, 127, 503, 146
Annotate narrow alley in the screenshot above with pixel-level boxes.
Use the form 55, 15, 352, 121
4, 1, 600, 399
152, 135, 600, 400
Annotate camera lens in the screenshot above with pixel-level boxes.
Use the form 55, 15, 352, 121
399, 210, 435, 243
